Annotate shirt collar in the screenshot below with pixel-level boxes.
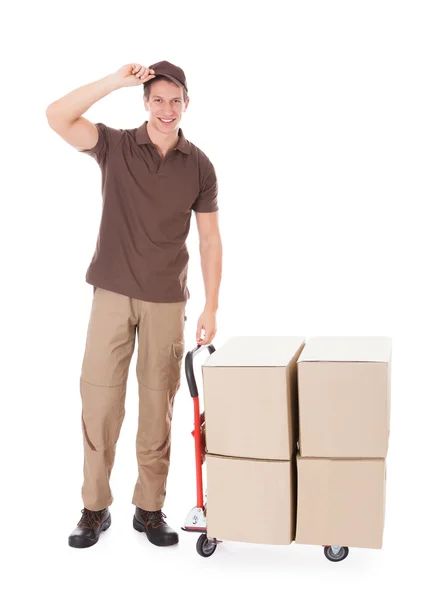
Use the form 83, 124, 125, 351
135, 120, 190, 154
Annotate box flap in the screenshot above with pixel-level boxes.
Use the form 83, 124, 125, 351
203, 336, 306, 367
298, 336, 392, 363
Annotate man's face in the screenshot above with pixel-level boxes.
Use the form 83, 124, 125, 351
144, 79, 189, 133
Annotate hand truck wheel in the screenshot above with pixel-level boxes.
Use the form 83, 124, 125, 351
323, 545, 349, 562
196, 533, 217, 557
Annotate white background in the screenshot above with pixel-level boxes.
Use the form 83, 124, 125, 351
2, 0, 441, 598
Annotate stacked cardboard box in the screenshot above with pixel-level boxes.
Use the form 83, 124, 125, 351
295, 336, 392, 549
202, 336, 305, 545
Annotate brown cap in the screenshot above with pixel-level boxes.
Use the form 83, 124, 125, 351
147, 60, 188, 92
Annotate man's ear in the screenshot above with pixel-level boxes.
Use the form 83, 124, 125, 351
184, 97, 190, 112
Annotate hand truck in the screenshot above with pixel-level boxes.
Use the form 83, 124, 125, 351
181, 343, 350, 562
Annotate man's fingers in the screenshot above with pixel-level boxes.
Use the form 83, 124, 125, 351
132, 65, 154, 75
134, 66, 146, 78
198, 330, 216, 345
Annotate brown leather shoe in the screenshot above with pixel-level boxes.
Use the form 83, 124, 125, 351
133, 507, 179, 546
68, 507, 111, 548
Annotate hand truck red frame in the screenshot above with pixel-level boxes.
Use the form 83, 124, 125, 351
181, 344, 215, 549
181, 343, 350, 562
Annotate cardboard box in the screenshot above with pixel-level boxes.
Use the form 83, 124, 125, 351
202, 336, 305, 460
295, 454, 386, 549
297, 336, 392, 458
206, 454, 295, 545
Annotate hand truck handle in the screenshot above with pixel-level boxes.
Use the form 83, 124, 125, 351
185, 343, 216, 398
185, 344, 216, 511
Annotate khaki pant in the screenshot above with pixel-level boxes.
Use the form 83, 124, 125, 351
79, 287, 187, 511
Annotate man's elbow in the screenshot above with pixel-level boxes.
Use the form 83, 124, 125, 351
199, 233, 222, 250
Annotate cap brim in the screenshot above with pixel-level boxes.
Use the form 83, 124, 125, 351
155, 72, 186, 91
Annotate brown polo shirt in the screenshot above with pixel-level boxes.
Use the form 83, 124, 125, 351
78, 120, 218, 302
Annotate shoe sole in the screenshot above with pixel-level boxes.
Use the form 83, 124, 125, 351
133, 516, 179, 546
68, 514, 112, 548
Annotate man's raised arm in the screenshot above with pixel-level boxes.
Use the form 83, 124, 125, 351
45, 64, 155, 151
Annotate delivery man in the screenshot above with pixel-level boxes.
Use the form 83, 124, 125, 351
46, 60, 222, 548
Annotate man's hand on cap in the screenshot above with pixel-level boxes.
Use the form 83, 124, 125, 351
112, 64, 156, 88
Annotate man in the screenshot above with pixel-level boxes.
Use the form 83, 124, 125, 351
46, 61, 222, 549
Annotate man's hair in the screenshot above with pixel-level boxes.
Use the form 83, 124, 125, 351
143, 75, 188, 102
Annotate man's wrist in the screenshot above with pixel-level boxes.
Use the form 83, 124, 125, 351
204, 303, 218, 312
104, 73, 123, 91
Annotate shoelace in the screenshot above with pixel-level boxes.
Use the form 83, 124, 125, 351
77, 508, 105, 529
140, 510, 167, 529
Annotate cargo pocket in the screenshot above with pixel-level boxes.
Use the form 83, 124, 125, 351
170, 338, 185, 388
172, 339, 184, 360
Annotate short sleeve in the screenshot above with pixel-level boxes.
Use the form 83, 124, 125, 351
78, 122, 121, 167
192, 159, 219, 213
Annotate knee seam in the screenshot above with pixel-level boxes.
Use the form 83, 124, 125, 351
80, 376, 126, 389
137, 377, 172, 392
